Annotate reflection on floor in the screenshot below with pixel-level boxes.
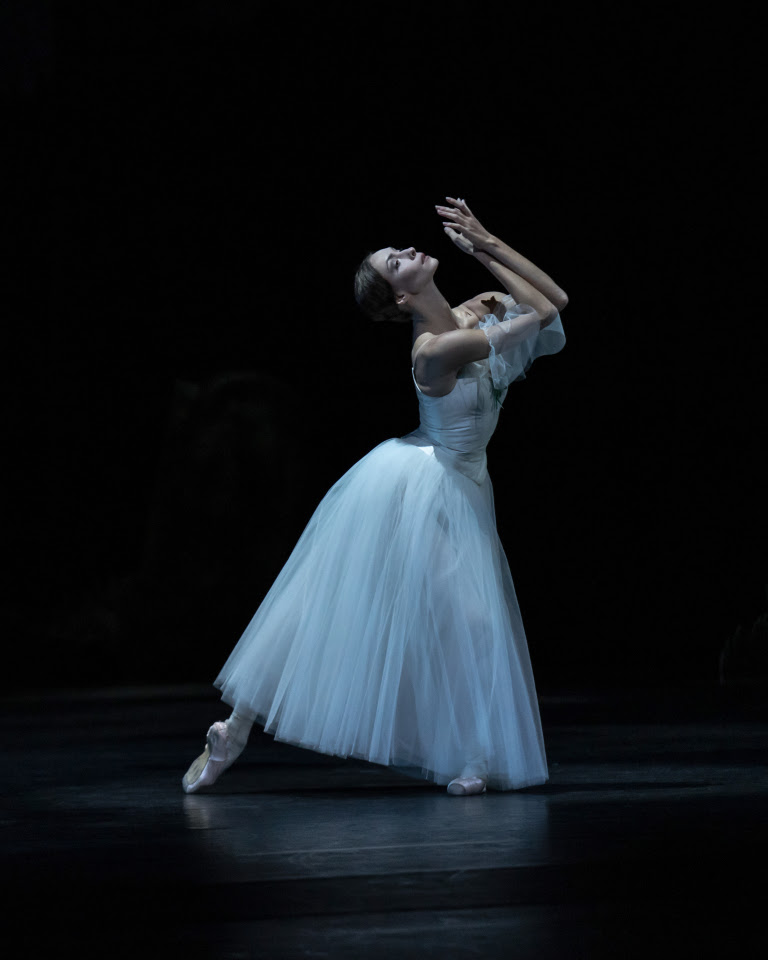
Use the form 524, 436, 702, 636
3, 684, 766, 958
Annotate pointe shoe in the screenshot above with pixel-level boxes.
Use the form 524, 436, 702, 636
447, 776, 487, 796
182, 721, 233, 794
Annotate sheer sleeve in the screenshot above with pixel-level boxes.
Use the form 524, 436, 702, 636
478, 295, 566, 391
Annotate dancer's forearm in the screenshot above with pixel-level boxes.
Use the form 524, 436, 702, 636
476, 237, 568, 311
437, 198, 568, 317
473, 249, 558, 326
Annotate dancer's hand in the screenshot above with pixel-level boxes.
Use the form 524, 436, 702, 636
436, 198, 494, 256
443, 225, 475, 255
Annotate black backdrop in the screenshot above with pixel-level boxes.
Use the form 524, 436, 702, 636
3, 2, 765, 691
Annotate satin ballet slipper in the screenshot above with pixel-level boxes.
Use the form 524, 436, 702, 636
182, 721, 232, 794
446, 776, 487, 796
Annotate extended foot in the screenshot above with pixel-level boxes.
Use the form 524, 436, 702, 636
182, 721, 234, 794
447, 776, 487, 796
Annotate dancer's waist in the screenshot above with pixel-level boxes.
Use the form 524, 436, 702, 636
401, 430, 488, 485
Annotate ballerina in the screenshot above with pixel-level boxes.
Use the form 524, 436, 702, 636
183, 197, 567, 797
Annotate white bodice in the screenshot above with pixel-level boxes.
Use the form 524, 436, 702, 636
404, 359, 505, 485
402, 302, 565, 484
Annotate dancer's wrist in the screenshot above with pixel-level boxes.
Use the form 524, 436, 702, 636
474, 234, 498, 257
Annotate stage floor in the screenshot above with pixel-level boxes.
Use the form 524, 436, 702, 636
3, 683, 766, 958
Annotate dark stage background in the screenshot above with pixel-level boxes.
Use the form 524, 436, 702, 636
3, 2, 765, 692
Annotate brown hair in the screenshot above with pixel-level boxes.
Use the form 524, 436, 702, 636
353, 252, 409, 323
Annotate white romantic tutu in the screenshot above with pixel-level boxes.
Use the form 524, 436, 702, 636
215, 300, 564, 791
215, 437, 548, 791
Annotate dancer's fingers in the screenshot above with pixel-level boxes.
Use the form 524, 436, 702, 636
446, 196, 473, 218
444, 226, 474, 252
436, 207, 465, 224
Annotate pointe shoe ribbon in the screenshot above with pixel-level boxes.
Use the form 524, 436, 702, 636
447, 776, 487, 796
205, 721, 229, 762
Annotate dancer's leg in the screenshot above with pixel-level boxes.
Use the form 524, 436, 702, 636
224, 710, 253, 758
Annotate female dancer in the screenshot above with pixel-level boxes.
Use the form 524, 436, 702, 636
183, 197, 567, 797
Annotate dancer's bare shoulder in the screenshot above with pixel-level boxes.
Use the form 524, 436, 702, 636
411, 331, 436, 368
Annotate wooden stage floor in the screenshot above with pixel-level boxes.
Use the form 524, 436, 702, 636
3, 683, 766, 958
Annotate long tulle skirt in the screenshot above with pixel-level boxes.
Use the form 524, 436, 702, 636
214, 436, 548, 791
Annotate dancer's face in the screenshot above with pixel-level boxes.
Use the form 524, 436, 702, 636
369, 247, 438, 307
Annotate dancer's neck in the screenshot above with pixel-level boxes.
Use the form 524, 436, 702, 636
410, 285, 458, 345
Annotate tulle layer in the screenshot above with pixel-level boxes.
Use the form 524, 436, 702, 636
479, 297, 566, 390
214, 437, 548, 791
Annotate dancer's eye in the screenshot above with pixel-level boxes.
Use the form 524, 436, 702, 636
395, 260, 400, 270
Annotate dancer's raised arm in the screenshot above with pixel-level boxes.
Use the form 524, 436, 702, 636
437, 198, 569, 312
